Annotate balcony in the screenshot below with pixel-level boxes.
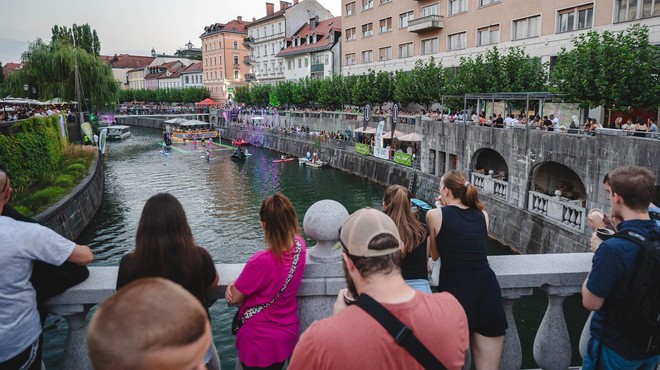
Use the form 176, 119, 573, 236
242, 37, 254, 48
408, 14, 444, 32
471, 171, 508, 201
243, 56, 253, 66
310, 63, 324, 73
245, 73, 255, 82
528, 190, 586, 231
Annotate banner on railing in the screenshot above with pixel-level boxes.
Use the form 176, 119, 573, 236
354, 143, 370, 155
393, 152, 413, 166
374, 146, 389, 160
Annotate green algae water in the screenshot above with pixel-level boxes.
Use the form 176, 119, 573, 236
42, 126, 588, 369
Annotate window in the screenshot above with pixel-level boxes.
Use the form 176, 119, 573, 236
477, 25, 500, 46
233, 41, 238, 49
233, 55, 239, 64
362, 23, 373, 37
234, 71, 239, 80
185, 76, 189, 84
288, 60, 292, 70
361, 50, 373, 63
271, 25, 274, 35
448, 0, 467, 15
447, 32, 467, 51
362, 0, 373, 10
422, 3, 439, 16
512, 15, 540, 40
298, 59, 302, 68
399, 11, 414, 28
346, 1, 356, 15
378, 46, 392, 61
304, 58, 308, 67
421, 38, 438, 55
379, 17, 392, 33
399, 42, 414, 58
478, 0, 500, 6
558, 4, 594, 32
615, 0, 659, 22
346, 53, 356, 65
214, 57, 217, 65
381, 0, 391, 3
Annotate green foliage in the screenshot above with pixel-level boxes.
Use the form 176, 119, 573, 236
28, 186, 66, 209
51, 23, 101, 55
549, 24, 660, 110
118, 87, 210, 104
54, 174, 75, 187
234, 85, 251, 105
11, 205, 32, 217
250, 84, 272, 106
64, 163, 86, 177
15, 35, 118, 110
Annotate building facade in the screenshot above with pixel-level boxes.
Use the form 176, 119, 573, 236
277, 16, 342, 80
200, 17, 251, 103
181, 62, 204, 88
245, 0, 335, 85
340, 0, 660, 75
102, 55, 155, 90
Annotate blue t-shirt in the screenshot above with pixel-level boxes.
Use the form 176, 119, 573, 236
586, 219, 660, 360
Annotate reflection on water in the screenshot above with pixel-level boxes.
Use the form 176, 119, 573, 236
43, 126, 588, 369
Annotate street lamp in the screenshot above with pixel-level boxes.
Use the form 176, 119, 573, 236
23, 83, 29, 97
32, 87, 36, 99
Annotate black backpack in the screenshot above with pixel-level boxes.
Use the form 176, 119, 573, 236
610, 229, 660, 355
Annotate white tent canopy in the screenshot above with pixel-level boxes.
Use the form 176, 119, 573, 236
381, 130, 405, 139
397, 132, 423, 142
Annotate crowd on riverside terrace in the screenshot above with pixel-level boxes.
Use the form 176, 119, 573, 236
115, 103, 210, 115
0, 106, 65, 122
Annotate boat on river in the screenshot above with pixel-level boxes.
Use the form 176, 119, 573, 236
232, 138, 250, 146
99, 125, 131, 140
230, 147, 247, 161
273, 155, 296, 163
298, 158, 326, 168
164, 119, 218, 143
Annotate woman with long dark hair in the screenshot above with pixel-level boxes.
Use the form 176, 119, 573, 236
116, 193, 220, 369
225, 193, 307, 370
382, 185, 430, 293
426, 170, 507, 370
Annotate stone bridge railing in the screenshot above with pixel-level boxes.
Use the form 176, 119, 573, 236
528, 191, 586, 231
471, 172, 509, 201
45, 200, 593, 370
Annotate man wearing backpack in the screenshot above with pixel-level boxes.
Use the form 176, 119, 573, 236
582, 165, 660, 369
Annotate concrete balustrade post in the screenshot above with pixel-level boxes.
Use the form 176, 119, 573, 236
500, 288, 534, 370
533, 286, 577, 370
303, 200, 349, 263
49, 304, 94, 370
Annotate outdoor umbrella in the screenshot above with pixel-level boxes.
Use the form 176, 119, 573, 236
397, 132, 423, 142
196, 98, 219, 106
164, 117, 188, 124
381, 130, 405, 139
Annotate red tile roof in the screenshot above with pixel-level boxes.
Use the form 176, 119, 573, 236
201, 17, 251, 37
101, 54, 155, 69
276, 17, 341, 57
2, 62, 22, 78
182, 62, 203, 73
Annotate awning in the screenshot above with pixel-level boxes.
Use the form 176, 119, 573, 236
397, 132, 423, 142
381, 130, 405, 139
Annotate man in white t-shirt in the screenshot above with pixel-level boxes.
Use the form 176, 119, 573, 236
0, 167, 93, 369
550, 114, 560, 130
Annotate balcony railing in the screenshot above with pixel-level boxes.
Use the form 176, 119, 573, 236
310, 63, 324, 73
243, 56, 253, 66
471, 171, 508, 201
408, 14, 444, 32
245, 74, 255, 82
242, 37, 254, 48
528, 190, 585, 230
45, 199, 593, 370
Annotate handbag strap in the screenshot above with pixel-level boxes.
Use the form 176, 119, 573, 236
239, 238, 302, 325
356, 294, 447, 370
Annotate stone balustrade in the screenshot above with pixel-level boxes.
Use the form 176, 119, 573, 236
471, 171, 509, 201
528, 190, 586, 231
45, 199, 594, 370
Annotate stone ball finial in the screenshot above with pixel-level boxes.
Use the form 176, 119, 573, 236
303, 200, 349, 263
554, 189, 562, 197
488, 170, 494, 175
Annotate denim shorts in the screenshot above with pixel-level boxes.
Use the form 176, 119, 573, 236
582, 337, 660, 370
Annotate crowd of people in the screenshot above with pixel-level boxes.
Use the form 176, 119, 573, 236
1, 160, 658, 369
0, 106, 67, 122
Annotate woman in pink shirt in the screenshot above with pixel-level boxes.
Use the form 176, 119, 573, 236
225, 193, 307, 370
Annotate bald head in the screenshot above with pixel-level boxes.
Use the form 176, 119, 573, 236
88, 278, 210, 370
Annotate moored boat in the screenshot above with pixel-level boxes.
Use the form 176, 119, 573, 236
298, 158, 326, 168
164, 120, 218, 143
99, 125, 131, 140
232, 138, 250, 146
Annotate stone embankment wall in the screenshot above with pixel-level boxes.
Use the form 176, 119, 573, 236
36, 154, 104, 240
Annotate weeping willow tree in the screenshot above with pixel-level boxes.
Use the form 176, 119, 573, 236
4, 37, 118, 111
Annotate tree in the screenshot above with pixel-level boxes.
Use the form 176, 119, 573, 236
369, 70, 394, 111
412, 57, 447, 110
550, 24, 659, 111
317, 77, 341, 110
17, 37, 117, 110
51, 24, 101, 56
234, 85, 251, 105
394, 70, 415, 107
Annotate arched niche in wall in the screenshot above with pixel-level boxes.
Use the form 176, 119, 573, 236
471, 148, 509, 181
531, 161, 586, 202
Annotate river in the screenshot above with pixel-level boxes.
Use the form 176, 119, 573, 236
42, 126, 588, 369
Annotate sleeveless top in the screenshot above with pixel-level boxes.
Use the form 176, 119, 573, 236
401, 235, 429, 280
435, 206, 488, 264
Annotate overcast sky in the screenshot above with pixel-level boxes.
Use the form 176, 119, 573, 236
0, 0, 341, 64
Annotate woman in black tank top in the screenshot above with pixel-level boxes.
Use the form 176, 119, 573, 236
383, 185, 430, 293
426, 170, 507, 370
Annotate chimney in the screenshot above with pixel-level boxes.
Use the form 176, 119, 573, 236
237, 16, 242, 22
310, 15, 319, 30
266, 2, 275, 15
280, 1, 290, 10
